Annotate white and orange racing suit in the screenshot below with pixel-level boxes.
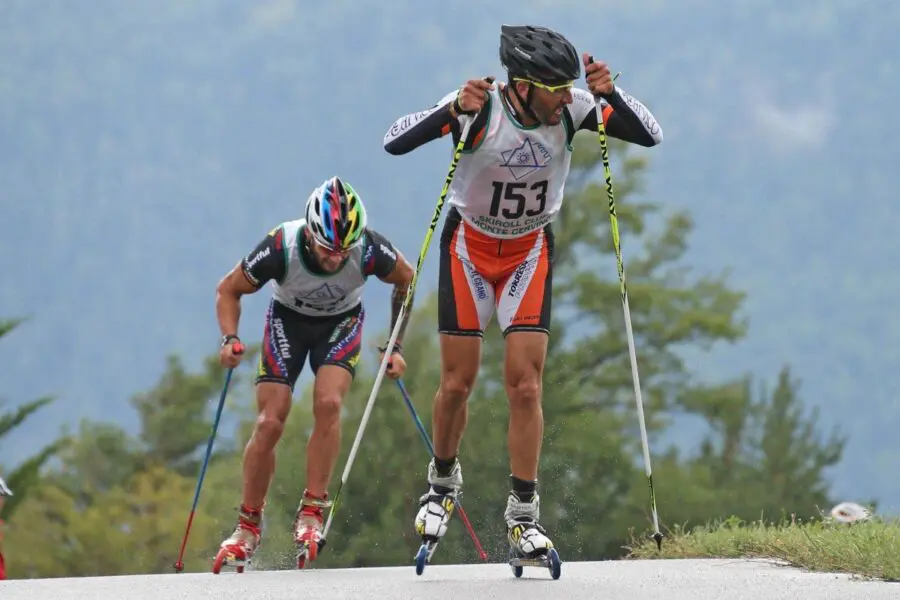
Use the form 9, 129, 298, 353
384, 82, 662, 337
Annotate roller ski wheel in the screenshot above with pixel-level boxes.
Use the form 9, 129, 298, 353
508, 546, 562, 580
296, 540, 321, 569
414, 538, 439, 575
548, 547, 562, 579
212, 545, 249, 574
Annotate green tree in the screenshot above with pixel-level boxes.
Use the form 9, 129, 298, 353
50, 347, 260, 499
5, 465, 222, 577
129, 349, 259, 476
0, 317, 68, 520
9, 346, 263, 577
661, 364, 846, 528
49, 421, 143, 503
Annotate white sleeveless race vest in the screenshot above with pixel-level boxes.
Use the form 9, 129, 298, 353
446, 86, 576, 239
271, 219, 369, 317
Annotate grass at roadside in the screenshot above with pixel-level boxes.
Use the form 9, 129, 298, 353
624, 514, 900, 582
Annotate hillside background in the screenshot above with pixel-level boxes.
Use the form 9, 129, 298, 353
2, 1, 899, 513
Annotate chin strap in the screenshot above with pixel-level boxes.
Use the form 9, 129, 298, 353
504, 81, 541, 124
301, 236, 318, 265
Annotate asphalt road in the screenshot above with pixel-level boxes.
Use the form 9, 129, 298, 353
0, 559, 895, 600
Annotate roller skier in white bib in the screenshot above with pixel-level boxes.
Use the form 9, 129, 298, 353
383, 25, 663, 575
212, 176, 415, 571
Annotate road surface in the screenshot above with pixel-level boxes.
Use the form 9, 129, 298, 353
0, 559, 894, 599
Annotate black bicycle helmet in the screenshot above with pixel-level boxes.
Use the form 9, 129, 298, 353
499, 25, 580, 85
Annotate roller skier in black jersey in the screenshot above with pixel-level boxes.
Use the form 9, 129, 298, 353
212, 175, 415, 572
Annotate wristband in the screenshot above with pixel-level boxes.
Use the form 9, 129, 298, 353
377, 342, 403, 356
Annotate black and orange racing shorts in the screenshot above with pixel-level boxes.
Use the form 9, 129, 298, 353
437, 207, 554, 338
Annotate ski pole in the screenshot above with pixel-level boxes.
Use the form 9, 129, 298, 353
589, 59, 663, 550
396, 378, 488, 561
173, 342, 244, 572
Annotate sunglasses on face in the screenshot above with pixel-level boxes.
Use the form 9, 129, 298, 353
512, 77, 574, 93
314, 238, 352, 257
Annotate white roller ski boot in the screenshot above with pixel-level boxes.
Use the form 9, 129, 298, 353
506, 492, 562, 580
413, 458, 462, 575
212, 505, 263, 574
293, 489, 331, 569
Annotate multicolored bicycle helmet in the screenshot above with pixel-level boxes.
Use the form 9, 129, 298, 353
305, 176, 367, 252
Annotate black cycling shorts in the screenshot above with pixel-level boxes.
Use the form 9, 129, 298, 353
255, 298, 364, 389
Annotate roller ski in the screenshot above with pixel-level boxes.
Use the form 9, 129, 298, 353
294, 489, 331, 569
505, 493, 561, 580
212, 505, 262, 574
413, 458, 462, 575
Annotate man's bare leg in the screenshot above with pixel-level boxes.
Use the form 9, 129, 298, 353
432, 334, 482, 461
503, 330, 555, 559
215, 381, 293, 566
304, 365, 353, 497
504, 331, 548, 483
414, 333, 482, 541
293, 364, 353, 562
242, 382, 294, 509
